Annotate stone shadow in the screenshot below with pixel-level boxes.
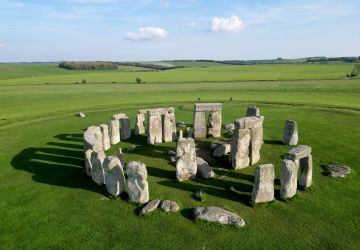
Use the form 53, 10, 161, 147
264, 139, 283, 145
11, 133, 106, 195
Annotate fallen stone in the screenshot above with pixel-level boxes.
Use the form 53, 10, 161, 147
325, 164, 352, 178
196, 157, 214, 179
194, 206, 245, 227
139, 199, 161, 216
127, 161, 149, 204
160, 200, 179, 212
213, 143, 231, 157
210, 141, 229, 149
167, 150, 176, 156
251, 164, 275, 204
79, 112, 86, 118
176, 121, 187, 128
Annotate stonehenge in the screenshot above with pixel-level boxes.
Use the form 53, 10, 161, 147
127, 161, 149, 204
193, 103, 222, 138
251, 164, 275, 204
282, 120, 298, 145
109, 119, 120, 145
194, 206, 246, 227
135, 107, 176, 145
90, 150, 106, 185
230, 116, 264, 169
246, 105, 260, 117
281, 145, 313, 199
176, 137, 197, 181
100, 124, 111, 151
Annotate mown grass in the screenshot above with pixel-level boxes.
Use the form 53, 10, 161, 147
0, 63, 354, 85
0, 64, 359, 249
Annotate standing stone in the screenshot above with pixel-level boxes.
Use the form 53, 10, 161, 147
90, 150, 106, 185
230, 127, 251, 169
230, 116, 264, 169
251, 164, 275, 204
84, 126, 103, 152
100, 124, 111, 151
127, 161, 149, 204
176, 138, 197, 181
282, 120, 298, 145
299, 154, 312, 188
207, 111, 222, 138
194, 111, 206, 138
109, 119, 120, 145
118, 148, 125, 167
213, 143, 231, 157
103, 156, 126, 196
120, 115, 131, 140
280, 159, 298, 199
147, 112, 163, 145
84, 149, 93, 176
246, 105, 260, 117
250, 122, 264, 164
163, 112, 177, 142
135, 113, 146, 135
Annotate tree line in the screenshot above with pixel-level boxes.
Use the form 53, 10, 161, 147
59, 61, 118, 70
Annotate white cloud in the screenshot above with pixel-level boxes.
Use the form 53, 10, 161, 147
211, 15, 245, 32
186, 21, 196, 27
125, 27, 168, 41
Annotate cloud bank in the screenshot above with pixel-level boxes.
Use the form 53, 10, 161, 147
125, 27, 168, 41
211, 15, 245, 32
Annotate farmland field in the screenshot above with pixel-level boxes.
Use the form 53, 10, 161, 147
0, 63, 359, 249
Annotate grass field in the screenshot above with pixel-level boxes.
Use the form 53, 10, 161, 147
0, 63, 354, 85
0, 63, 359, 249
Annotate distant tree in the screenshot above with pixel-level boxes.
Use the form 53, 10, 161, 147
136, 77, 142, 84
81, 79, 87, 84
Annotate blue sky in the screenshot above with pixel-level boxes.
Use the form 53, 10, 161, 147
0, 0, 359, 62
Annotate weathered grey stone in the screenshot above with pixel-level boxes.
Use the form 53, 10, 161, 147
230, 116, 264, 169
194, 103, 222, 112
79, 112, 86, 118
109, 120, 120, 145
103, 156, 126, 196
326, 164, 352, 178
194, 206, 245, 227
210, 141, 229, 149
120, 116, 131, 140
176, 121, 187, 128
167, 150, 176, 156
225, 123, 235, 130
249, 125, 263, 164
280, 159, 298, 199
282, 120, 298, 145
111, 113, 127, 120
176, 138, 197, 181
178, 129, 183, 139
127, 161, 149, 204
118, 148, 125, 167
286, 145, 311, 161
163, 112, 177, 142
187, 127, 194, 138
90, 150, 106, 185
160, 200, 179, 212
299, 154, 312, 188
207, 111, 222, 138
135, 113, 146, 135
213, 143, 231, 157
139, 199, 161, 216
147, 114, 163, 145
196, 157, 214, 178
230, 128, 251, 169
99, 124, 111, 151
193, 111, 206, 138
84, 149, 93, 176
84, 126, 103, 152
246, 105, 260, 117
251, 164, 275, 204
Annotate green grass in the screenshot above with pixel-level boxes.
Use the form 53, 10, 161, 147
0, 63, 354, 85
0, 63, 359, 249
